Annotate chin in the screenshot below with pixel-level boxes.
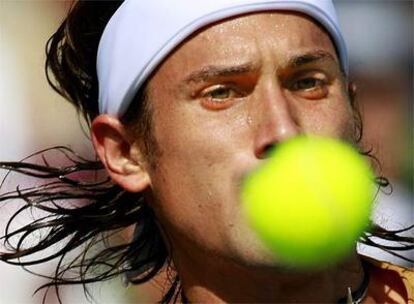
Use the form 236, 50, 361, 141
225, 221, 283, 269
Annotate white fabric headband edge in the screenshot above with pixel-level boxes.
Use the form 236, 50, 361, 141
97, 0, 348, 116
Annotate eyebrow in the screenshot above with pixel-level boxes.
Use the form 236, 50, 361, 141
183, 62, 258, 84
287, 50, 337, 68
182, 50, 338, 86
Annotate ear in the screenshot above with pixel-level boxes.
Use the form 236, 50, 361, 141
91, 114, 151, 192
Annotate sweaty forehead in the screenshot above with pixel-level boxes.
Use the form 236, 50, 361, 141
156, 12, 337, 75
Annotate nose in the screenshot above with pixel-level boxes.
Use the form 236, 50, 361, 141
253, 85, 300, 159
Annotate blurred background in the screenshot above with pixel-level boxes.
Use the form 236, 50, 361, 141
0, 1, 412, 303
0, 2, 144, 303
334, 0, 413, 267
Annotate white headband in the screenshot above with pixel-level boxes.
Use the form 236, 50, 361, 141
97, 0, 348, 116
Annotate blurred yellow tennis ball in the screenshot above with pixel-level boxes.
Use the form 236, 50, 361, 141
241, 136, 375, 269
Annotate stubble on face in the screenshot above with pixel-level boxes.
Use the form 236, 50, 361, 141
140, 12, 356, 273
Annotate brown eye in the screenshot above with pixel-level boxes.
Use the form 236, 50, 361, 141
200, 85, 242, 110
208, 87, 233, 100
290, 77, 329, 100
292, 78, 325, 91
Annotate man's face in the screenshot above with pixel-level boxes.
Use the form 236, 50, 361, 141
143, 12, 355, 267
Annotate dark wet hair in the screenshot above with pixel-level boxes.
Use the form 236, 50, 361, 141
2, 1, 179, 303
0, 1, 413, 304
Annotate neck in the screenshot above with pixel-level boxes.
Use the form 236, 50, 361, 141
173, 248, 365, 303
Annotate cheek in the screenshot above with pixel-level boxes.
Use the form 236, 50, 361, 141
151, 99, 253, 167
147, 104, 253, 225
145, 110, 258, 255
294, 94, 356, 141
